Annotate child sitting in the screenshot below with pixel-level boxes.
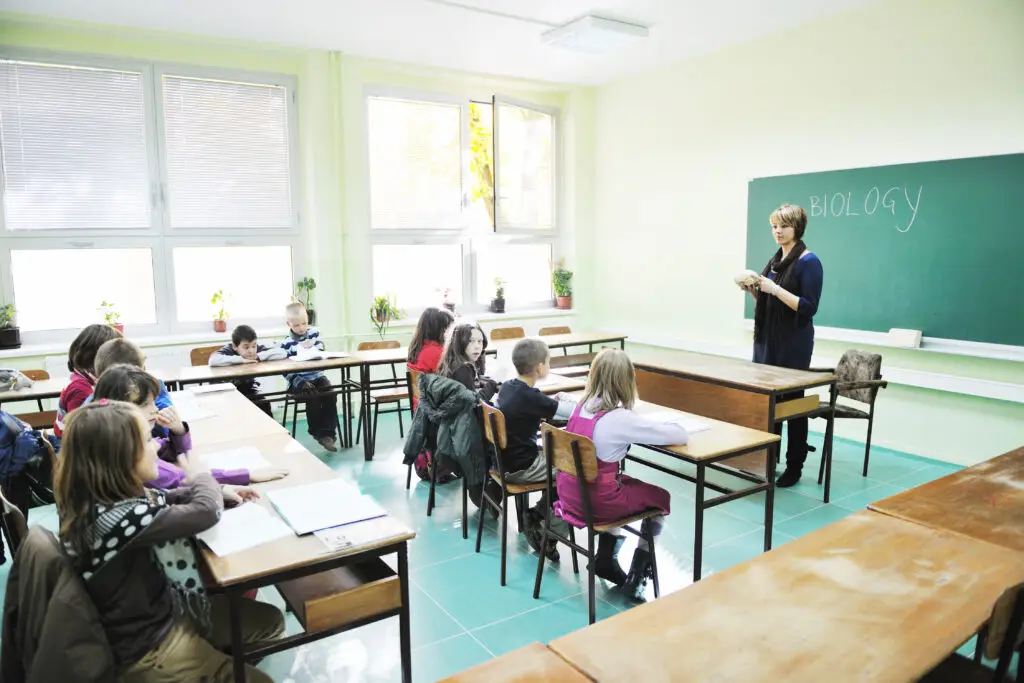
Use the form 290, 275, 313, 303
85, 337, 172, 435
556, 348, 688, 603
53, 324, 122, 437
438, 321, 498, 402
496, 338, 576, 561
93, 364, 288, 489
279, 302, 339, 452
55, 400, 283, 682
407, 306, 455, 409
209, 324, 287, 417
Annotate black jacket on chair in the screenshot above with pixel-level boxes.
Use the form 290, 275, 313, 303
403, 374, 486, 487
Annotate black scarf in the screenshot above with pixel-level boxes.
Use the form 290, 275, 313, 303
753, 239, 806, 345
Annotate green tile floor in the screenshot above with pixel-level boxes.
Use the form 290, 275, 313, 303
2, 414, 993, 682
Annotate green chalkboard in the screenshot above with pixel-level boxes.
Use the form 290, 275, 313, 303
744, 153, 1024, 347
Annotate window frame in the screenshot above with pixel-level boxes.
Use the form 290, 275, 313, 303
0, 48, 303, 345
365, 85, 562, 319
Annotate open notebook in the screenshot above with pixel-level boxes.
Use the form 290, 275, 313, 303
291, 346, 349, 362
265, 480, 387, 535
197, 503, 293, 556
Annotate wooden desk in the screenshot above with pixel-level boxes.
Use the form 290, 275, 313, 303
869, 445, 1024, 554
170, 387, 289, 445
0, 376, 67, 404
491, 331, 627, 353
566, 393, 780, 581
536, 374, 586, 395
550, 511, 1024, 683
186, 394, 415, 682
176, 356, 359, 385
439, 643, 590, 682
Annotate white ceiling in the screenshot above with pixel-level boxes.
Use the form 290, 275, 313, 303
2, 0, 879, 85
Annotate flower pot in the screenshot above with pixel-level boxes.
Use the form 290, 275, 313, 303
113, 323, 125, 335
555, 295, 572, 310
307, 308, 317, 325
213, 319, 228, 333
0, 327, 21, 350
489, 298, 506, 314
375, 313, 386, 323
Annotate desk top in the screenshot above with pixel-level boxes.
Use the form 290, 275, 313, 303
550, 510, 1024, 683
565, 393, 779, 463
869, 446, 1024, 554
0, 376, 67, 403
438, 643, 590, 683
170, 388, 289, 445
191, 431, 414, 586
176, 356, 359, 384
635, 351, 834, 394
491, 331, 627, 352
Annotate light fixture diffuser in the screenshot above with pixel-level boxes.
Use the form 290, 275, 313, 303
542, 15, 649, 55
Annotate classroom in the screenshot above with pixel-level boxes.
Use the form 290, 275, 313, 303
0, 0, 1022, 681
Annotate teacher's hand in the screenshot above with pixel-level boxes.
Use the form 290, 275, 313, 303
758, 277, 780, 296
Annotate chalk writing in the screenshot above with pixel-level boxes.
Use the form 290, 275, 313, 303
809, 185, 922, 232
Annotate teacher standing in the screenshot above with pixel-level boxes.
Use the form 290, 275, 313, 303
742, 204, 823, 488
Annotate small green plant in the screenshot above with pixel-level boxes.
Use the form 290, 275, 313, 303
211, 290, 229, 321
295, 277, 317, 311
552, 262, 573, 297
99, 300, 121, 326
369, 294, 404, 340
0, 304, 16, 329
494, 277, 506, 300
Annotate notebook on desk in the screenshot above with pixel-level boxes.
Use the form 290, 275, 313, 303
265, 479, 387, 535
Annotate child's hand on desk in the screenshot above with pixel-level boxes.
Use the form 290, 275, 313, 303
241, 358, 258, 364
300, 340, 314, 348
156, 406, 186, 435
248, 468, 290, 483
177, 454, 210, 482
221, 485, 260, 506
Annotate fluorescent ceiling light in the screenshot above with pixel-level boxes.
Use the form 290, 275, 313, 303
542, 15, 649, 55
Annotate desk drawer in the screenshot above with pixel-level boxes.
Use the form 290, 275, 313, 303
774, 395, 819, 421
277, 559, 400, 632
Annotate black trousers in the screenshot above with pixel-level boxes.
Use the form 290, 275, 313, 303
774, 390, 809, 469
290, 375, 338, 439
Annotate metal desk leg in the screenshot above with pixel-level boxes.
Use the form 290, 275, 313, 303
361, 364, 374, 461
764, 445, 777, 552
228, 590, 246, 683
693, 463, 706, 583
398, 543, 412, 683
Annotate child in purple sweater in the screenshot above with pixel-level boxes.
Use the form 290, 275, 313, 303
93, 365, 288, 489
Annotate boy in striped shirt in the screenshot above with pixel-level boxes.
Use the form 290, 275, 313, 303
281, 302, 339, 452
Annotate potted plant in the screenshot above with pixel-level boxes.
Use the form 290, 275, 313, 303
99, 300, 124, 334
296, 277, 317, 325
0, 304, 20, 350
211, 289, 229, 333
490, 277, 506, 314
553, 262, 573, 310
369, 294, 404, 340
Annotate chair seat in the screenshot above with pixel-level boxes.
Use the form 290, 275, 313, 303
550, 366, 589, 378
593, 509, 663, 533
488, 470, 546, 495
370, 387, 408, 403
818, 400, 870, 419
16, 411, 56, 431
917, 653, 1012, 683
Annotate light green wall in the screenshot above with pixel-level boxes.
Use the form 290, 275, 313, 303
591, 0, 1024, 465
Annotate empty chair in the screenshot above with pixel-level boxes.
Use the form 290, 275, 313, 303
10, 370, 57, 430
355, 341, 410, 452
490, 327, 526, 341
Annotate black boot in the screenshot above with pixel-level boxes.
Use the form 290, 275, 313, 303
621, 548, 652, 603
590, 534, 627, 586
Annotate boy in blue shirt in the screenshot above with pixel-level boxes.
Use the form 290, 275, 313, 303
279, 302, 339, 452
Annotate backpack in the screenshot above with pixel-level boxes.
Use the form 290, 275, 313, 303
413, 451, 460, 485
0, 411, 59, 510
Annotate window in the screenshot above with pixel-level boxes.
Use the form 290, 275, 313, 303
0, 54, 300, 342
367, 89, 559, 315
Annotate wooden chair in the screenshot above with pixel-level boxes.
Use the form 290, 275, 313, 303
477, 401, 547, 586
538, 326, 571, 337
918, 581, 1024, 683
490, 327, 526, 341
355, 341, 409, 452
189, 345, 222, 366
0, 485, 29, 559
13, 370, 57, 430
405, 370, 422, 490
533, 423, 661, 624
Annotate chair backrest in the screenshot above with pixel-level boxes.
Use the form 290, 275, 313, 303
407, 370, 422, 402
358, 340, 400, 351
21, 369, 49, 381
480, 401, 508, 450
538, 326, 571, 337
541, 423, 598, 483
490, 327, 526, 341
983, 581, 1024, 672
0, 486, 28, 555
836, 349, 883, 403
190, 345, 222, 367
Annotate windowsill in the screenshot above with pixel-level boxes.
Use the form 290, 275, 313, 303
386, 306, 577, 330
0, 327, 292, 361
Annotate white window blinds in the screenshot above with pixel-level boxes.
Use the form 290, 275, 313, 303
162, 75, 293, 229
367, 97, 463, 230
495, 100, 554, 231
0, 60, 150, 231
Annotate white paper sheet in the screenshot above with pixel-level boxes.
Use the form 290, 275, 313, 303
644, 411, 712, 435
197, 503, 294, 556
202, 446, 272, 471
171, 392, 217, 422
315, 526, 355, 552
291, 347, 349, 362
189, 383, 235, 394
266, 480, 387, 535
